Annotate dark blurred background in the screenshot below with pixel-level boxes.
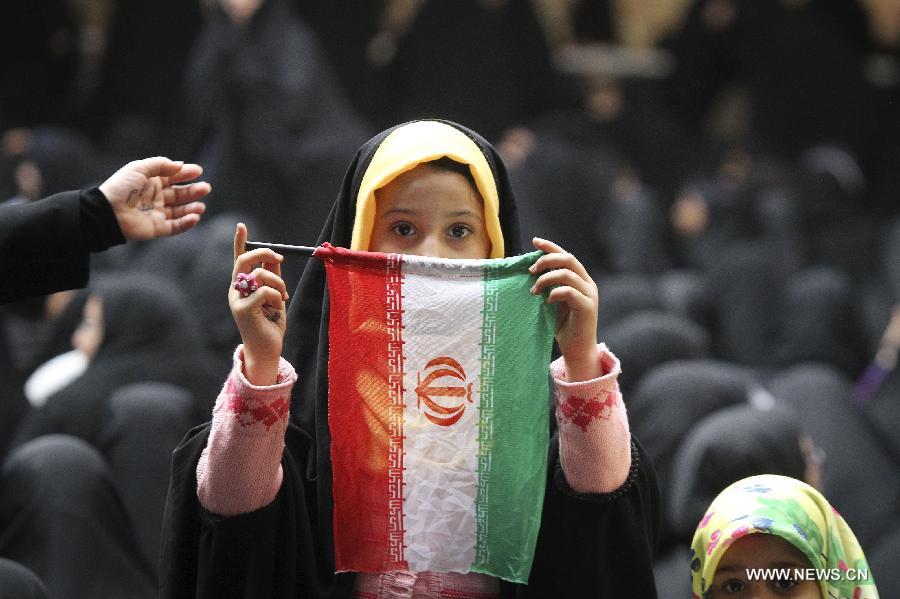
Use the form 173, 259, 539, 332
1, 1, 899, 597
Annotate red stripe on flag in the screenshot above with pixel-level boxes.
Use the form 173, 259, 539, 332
324, 247, 408, 572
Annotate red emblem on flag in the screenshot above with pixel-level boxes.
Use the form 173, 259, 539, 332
415, 356, 474, 426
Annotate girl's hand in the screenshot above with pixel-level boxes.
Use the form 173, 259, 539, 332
230, 223, 289, 385
530, 237, 600, 382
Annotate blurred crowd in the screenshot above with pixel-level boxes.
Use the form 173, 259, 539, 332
1, 0, 899, 597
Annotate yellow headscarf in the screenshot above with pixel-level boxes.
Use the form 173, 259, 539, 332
349, 120, 504, 258
690, 475, 879, 599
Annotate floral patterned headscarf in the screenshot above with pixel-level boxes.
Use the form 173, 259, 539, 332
690, 475, 879, 599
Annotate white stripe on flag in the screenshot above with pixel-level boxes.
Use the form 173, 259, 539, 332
401, 262, 484, 572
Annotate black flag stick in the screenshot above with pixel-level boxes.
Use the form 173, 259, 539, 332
245, 241, 318, 257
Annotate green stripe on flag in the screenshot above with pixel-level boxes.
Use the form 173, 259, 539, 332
474, 251, 557, 583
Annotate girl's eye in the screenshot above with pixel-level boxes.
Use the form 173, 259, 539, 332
722, 579, 745, 594
449, 224, 472, 239
772, 577, 798, 591
392, 223, 416, 237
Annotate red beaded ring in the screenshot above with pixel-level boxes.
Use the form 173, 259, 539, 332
233, 273, 259, 297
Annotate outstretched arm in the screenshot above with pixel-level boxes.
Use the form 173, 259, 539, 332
1, 156, 211, 303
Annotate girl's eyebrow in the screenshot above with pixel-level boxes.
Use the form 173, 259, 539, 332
381, 207, 418, 217
714, 560, 807, 575
713, 565, 745, 574
448, 209, 483, 221
381, 207, 483, 221
769, 561, 808, 569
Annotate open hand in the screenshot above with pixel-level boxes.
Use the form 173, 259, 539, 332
99, 156, 210, 241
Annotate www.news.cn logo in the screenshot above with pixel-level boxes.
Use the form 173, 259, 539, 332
746, 568, 870, 582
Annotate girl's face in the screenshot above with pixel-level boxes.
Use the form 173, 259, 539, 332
369, 164, 491, 259
709, 534, 822, 598
72, 295, 103, 360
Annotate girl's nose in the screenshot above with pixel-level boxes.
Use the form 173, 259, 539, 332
417, 235, 443, 259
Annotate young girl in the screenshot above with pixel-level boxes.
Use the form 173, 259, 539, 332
690, 474, 879, 599
160, 120, 659, 598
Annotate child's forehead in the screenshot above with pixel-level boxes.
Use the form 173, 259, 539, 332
716, 533, 810, 569
386, 161, 470, 184
374, 164, 485, 213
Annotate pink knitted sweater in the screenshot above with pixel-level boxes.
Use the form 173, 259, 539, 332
197, 344, 631, 598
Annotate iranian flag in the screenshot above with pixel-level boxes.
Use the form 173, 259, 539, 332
318, 243, 557, 583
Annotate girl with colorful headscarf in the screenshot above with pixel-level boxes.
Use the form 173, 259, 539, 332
690, 474, 879, 599
160, 120, 660, 598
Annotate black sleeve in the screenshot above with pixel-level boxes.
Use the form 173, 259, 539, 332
159, 422, 356, 599
505, 435, 661, 599
79, 187, 125, 252
0, 188, 124, 303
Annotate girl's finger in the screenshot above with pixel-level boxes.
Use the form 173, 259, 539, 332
232, 248, 283, 279
531, 268, 596, 299
233, 223, 247, 261
546, 286, 594, 311
262, 256, 282, 279
529, 240, 591, 281
532, 237, 565, 253
529, 253, 591, 282
236, 285, 285, 312
250, 267, 289, 301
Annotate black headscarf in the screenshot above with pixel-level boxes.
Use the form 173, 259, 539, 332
161, 120, 660, 599
23, 288, 88, 376
860, 367, 900, 468
14, 274, 221, 448
767, 363, 900, 552
380, 0, 569, 141
0, 559, 48, 599
869, 521, 900, 599
629, 359, 758, 553
667, 403, 807, 543
600, 310, 712, 396
177, 0, 370, 244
